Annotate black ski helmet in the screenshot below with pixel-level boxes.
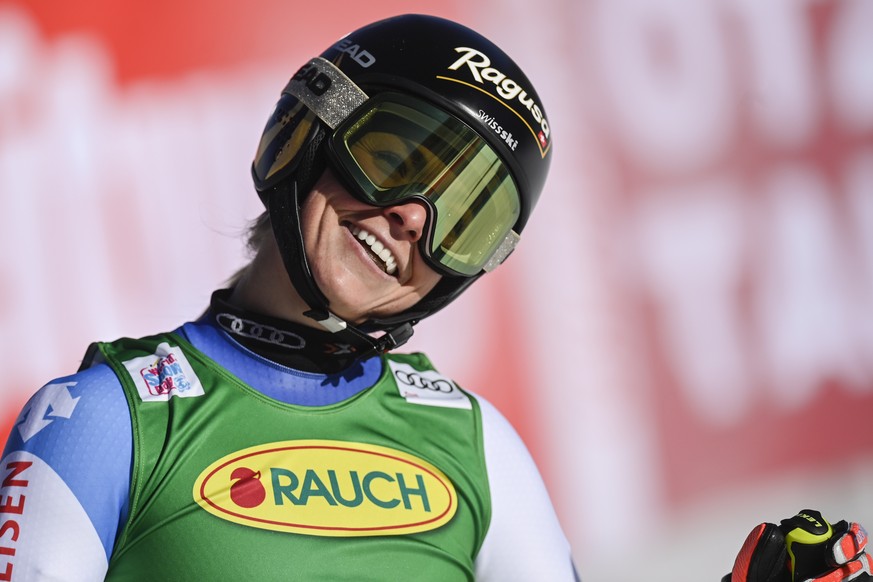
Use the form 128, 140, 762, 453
252, 14, 552, 344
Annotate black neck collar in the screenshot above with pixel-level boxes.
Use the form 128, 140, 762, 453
208, 289, 376, 374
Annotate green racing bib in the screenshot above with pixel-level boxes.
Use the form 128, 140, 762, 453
96, 332, 490, 581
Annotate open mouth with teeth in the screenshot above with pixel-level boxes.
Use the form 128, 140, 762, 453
350, 225, 398, 276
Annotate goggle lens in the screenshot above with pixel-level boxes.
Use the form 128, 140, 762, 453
332, 94, 520, 277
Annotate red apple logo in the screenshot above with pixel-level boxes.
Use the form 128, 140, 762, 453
229, 467, 266, 508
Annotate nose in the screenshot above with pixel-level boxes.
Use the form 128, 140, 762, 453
384, 200, 429, 243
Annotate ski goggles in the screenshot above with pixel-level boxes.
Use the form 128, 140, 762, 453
325, 92, 521, 277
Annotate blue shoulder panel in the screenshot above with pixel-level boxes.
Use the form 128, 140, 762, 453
2, 364, 132, 559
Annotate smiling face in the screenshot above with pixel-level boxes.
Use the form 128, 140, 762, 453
298, 168, 443, 324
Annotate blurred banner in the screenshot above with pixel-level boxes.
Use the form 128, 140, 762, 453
1, 0, 871, 579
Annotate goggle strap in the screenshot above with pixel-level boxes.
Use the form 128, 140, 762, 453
482, 230, 520, 272
284, 57, 369, 130
373, 323, 416, 352
304, 309, 415, 356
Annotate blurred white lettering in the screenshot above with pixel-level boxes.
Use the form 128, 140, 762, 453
595, 0, 873, 423
829, 0, 873, 130
0, 7, 267, 388
590, 0, 732, 172
730, 0, 818, 144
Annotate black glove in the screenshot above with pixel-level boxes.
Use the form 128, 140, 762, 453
722, 509, 872, 582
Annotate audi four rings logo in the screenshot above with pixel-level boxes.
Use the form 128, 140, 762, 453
388, 361, 471, 409
216, 313, 306, 350
394, 370, 455, 393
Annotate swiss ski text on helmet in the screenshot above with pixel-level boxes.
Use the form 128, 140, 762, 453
444, 47, 551, 156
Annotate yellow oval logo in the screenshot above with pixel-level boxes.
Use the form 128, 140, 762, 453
193, 440, 457, 537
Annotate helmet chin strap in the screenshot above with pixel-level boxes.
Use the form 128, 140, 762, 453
267, 178, 416, 358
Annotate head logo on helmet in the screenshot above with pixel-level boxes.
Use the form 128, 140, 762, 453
332, 39, 376, 68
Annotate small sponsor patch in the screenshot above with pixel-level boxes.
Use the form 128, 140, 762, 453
193, 440, 457, 537
388, 361, 471, 409
123, 342, 204, 402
